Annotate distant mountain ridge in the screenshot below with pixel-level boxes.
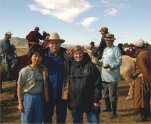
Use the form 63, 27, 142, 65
11, 37, 28, 48
6, 37, 75, 48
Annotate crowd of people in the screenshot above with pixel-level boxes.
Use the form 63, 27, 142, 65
0, 26, 150, 123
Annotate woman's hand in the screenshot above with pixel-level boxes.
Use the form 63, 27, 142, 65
93, 102, 101, 114
93, 102, 100, 108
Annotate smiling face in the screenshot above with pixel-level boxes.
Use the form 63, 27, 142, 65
48, 41, 61, 54
73, 51, 84, 62
31, 52, 43, 67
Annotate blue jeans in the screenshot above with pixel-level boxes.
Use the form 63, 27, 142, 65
72, 110, 100, 124
21, 93, 44, 124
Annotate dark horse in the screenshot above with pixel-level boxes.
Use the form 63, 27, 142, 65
0, 55, 30, 96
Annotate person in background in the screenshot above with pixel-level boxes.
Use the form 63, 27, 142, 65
26, 26, 47, 48
0, 32, 18, 79
89, 41, 96, 52
43, 33, 70, 123
118, 43, 126, 55
144, 41, 151, 53
68, 45, 102, 124
125, 44, 136, 58
17, 45, 45, 123
133, 39, 151, 122
99, 33, 122, 119
42, 34, 51, 49
92, 27, 109, 59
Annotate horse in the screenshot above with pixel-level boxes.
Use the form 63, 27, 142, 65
120, 55, 136, 100
0, 55, 30, 95
0, 64, 6, 92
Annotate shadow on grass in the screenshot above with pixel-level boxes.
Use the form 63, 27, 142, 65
117, 85, 129, 97
0, 81, 19, 123
1, 97, 19, 123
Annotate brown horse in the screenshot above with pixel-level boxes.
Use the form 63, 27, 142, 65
0, 55, 30, 94
0, 64, 6, 92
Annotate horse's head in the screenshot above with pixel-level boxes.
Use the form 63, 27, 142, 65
16, 55, 30, 77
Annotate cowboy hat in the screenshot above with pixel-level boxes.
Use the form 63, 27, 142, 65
5, 32, 12, 35
104, 33, 116, 41
45, 33, 65, 43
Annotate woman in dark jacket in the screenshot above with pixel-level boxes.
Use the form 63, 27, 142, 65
68, 45, 102, 124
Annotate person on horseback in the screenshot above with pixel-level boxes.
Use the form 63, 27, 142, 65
0, 32, 18, 79
92, 27, 109, 59
26, 26, 48, 48
89, 41, 96, 52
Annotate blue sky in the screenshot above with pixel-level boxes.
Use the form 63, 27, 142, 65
0, 0, 150, 45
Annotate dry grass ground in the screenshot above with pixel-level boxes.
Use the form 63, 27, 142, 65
0, 48, 150, 123
0, 80, 150, 123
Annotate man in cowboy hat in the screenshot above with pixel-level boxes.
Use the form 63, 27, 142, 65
92, 27, 109, 59
99, 33, 122, 119
43, 33, 70, 123
0, 32, 18, 79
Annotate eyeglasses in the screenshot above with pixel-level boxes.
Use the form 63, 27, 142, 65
49, 42, 61, 46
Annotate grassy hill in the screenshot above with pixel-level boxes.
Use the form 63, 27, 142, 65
10, 37, 75, 48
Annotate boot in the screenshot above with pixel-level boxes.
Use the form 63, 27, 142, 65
135, 108, 147, 122
7, 66, 13, 81
11, 63, 17, 80
103, 98, 111, 112
146, 107, 150, 118
110, 101, 117, 119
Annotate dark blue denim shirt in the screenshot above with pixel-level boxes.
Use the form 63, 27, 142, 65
46, 49, 65, 100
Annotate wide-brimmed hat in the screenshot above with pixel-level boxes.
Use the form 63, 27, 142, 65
45, 33, 65, 43
90, 41, 95, 45
5, 32, 12, 35
104, 33, 116, 41
99, 27, 108, 32
134, 39, 145, 48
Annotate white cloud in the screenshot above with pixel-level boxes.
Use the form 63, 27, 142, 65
29, 4, 39, 11
99, 0, 128, 16
29, 0, 91, 23
80, 17, 98, 27
104, 8, 118, 16
84, 28, 95, 32
100, 0, 110, 4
